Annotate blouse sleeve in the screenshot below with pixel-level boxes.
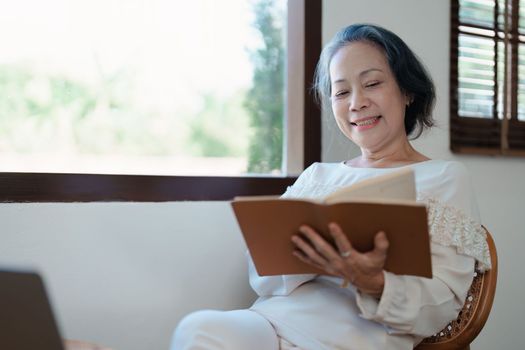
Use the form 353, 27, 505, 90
247, 164, 318, 297
248, 253, 317, 296
355, 161, 490, 337
356, 243, 475, 337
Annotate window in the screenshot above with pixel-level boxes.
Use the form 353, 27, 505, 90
0, 0, 322, 201
450, 0, 525, 155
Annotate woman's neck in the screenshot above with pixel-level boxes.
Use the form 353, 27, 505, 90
348, 141, 429, 168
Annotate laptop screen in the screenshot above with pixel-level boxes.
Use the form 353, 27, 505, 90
0, 269, 64, 350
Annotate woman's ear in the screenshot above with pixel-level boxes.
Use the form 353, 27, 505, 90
406, 94, 414, 106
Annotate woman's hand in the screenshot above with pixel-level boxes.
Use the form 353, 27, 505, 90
291, 222, 389, 298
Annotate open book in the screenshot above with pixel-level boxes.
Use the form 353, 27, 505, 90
231, 167, 432, 278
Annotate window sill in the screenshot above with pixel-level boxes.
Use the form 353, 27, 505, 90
0, 172, 297, 202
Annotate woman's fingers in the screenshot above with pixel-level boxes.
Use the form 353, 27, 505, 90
291, 223, 388, 296
292, 224, 352, 276
328, 222, 353, 258
291, 232, 329, 267
292, 249, 326, 271
297, 225, 340, 261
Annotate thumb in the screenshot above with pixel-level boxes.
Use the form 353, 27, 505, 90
373, 231, 389, 256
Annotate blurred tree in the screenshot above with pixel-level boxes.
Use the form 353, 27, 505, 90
244, 0, 285, 173
187, 92, 249, 157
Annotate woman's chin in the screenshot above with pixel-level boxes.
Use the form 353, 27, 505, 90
350, 135, 385, 151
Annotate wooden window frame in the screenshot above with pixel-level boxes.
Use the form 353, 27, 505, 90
450, 0, 525, 156
0, 0, 322, 202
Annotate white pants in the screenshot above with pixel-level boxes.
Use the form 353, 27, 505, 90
170, 309, 301, 350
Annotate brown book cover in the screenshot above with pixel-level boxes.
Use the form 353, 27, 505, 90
231, 168, 432, 278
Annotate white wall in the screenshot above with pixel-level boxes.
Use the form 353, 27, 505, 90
321, 1, 525, 349
1, 1, 524, 349
0, 202, 255, 350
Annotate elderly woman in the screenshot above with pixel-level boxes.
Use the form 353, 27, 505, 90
171, 23, 491, 350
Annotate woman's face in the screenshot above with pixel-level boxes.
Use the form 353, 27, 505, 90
329, 41, 410, 153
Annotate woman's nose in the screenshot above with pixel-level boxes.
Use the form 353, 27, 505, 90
349, 90, 370, 111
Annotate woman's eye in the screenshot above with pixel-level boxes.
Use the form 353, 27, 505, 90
334, 90, 349, 98
365, 81, 380, 88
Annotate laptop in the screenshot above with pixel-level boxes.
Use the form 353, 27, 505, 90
0, 269, 64, 350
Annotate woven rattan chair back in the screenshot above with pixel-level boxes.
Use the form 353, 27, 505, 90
415, 227, 497, 350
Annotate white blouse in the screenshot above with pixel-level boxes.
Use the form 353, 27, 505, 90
248, 160, 491, 350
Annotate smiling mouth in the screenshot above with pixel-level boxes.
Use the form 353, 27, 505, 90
350, 116, 381, 127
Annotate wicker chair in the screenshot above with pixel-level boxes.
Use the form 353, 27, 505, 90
415, 227, 498, 350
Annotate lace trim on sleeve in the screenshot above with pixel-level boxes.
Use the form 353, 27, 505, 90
425, 197, 491, 271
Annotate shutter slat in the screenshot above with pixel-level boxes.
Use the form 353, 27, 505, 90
451, 0, 525, 154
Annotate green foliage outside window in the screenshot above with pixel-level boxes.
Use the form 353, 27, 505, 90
244, 0, 285, 174
0, 0, 285, 175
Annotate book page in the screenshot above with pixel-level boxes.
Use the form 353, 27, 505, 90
233, 195, 282, 201
324, 167, 416, 204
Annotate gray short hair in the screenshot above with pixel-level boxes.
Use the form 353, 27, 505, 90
312, 23, 435, 139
